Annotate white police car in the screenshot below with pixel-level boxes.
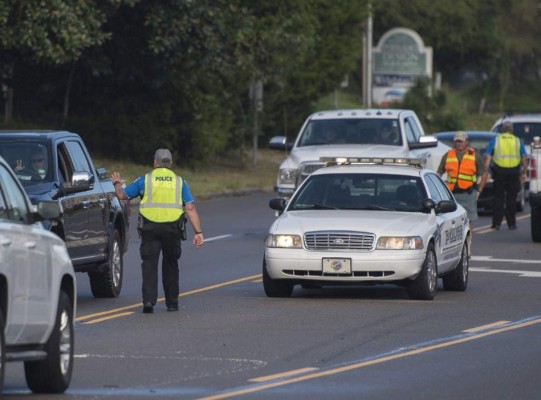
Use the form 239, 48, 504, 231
263, 157, 470, 300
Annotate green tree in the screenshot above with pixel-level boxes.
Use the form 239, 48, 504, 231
0, 0, 136, 123
259, 0, 369, 139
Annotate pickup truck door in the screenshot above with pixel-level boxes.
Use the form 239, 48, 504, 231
58, 141, 106, 264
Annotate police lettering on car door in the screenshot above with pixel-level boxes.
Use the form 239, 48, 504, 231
441, 219, 466, 261
445, 224, 464, 245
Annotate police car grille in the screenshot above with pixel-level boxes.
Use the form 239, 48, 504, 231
304, 232, 375, 251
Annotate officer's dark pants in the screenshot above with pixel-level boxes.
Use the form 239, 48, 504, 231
140, 220, 182, 307
492, 166, 520, 227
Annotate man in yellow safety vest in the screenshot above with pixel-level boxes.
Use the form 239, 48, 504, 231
112, 149, 204, 313
482, 121, 528, 230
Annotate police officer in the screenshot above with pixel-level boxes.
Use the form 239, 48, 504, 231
482, 121, 528, 230
111, 149, 204, 313
437, 131, 486, 224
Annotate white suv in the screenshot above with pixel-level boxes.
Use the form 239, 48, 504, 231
0, 155, 76, 394
269, 109, 450, 198
491, 114, 541, 153
530, 136, 541, 242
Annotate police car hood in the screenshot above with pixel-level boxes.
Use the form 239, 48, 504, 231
271, 210, 433, 236
281, 144, 407, 168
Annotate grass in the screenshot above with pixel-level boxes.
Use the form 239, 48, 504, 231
94, 148, 284, 200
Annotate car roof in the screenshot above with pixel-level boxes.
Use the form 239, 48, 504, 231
0, 130, 79, 141
307, 109, 414, 121
491, 114, 541, 130
493, 114, 541, 123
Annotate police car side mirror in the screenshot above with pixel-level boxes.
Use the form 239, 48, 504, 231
421, 198, 436, 213
435, 200, 457, 214
269, 198, 287, 211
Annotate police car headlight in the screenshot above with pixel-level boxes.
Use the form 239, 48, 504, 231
266, 234, 302, 248
278, 168, 298, 185
376, 236, 423, 250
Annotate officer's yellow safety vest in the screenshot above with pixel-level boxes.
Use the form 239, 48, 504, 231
139, 168, 184, 223
493, 133, 521, 168
445, 148, 477, 191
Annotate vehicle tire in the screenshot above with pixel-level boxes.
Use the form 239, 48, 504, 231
407, 243, 437, 300
89, 229, 123, 298
0, 312, 5, 391
517, 184, 525, 212
442, 240, 469, 291
24, 291, 73, 393
532, 206, 541, 242
263, 258, 293, 298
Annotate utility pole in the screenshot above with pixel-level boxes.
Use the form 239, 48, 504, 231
362, 2, 373, 108
249, 79, 263, 166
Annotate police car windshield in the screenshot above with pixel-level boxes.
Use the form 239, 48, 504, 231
289, 173, 426, 212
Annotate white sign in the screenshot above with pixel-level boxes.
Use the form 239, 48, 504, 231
372, 28, 433, 107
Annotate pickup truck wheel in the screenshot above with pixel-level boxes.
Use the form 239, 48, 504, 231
89, 229, 123, 298
407, 243, 437, 300
24, 291, 73, 393
442, 240, 469, 291
532, 206, 541, 242
0, 312, 5, 391
263, 258, 293, 298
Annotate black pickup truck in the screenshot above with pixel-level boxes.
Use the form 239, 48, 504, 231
0, 131, 130, 298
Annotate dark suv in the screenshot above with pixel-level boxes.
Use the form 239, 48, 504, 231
0, 131, 130, 298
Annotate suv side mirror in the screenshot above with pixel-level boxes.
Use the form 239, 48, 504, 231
269, 136, 293, 151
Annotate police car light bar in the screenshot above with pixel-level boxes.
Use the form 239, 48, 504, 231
320, 157, 426, 167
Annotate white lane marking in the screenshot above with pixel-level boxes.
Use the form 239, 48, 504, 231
206, 234, 232, 242
471, 256, 541, 265
470, 267, 541, 277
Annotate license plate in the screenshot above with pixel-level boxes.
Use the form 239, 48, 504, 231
322, 258, 352, 274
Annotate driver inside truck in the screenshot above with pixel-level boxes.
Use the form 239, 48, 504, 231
377, 121, 399, 145
29, 148, 47, 179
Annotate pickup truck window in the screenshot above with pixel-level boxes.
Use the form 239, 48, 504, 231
58, 144, 73, 182
65, 140, 92, 173
298, 118, 401, 146
0, 142, 50, 183
404, 116, 422, 144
